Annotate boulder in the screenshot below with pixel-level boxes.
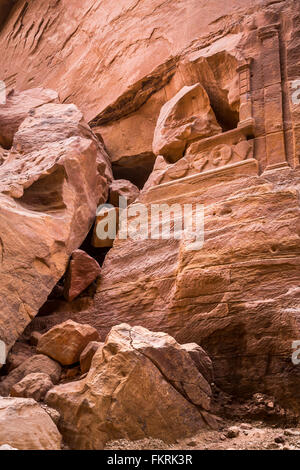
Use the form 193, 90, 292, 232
63, 250, 101, 302
5, 342, 34, 373
109, 179, 139, 207
181, 343, 214, 384
0, 397, 61, 450
0, 88, 59, 148
0, 354, 61, 396
46, 324, 215, 450
152, 84, 221, 162
37, 320, 100, 366
0, 95, 111, 355
80, 341, 103, 374
11, 373, 54, 402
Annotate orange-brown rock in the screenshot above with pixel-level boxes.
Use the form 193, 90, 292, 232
109, 179, 139, 207
0, 0, 286, 176
93, 166, 300, 414
63, 250, 101, 302
11, 372, 54, 402
0, 88, 59, 148
0, 91, 111, 354
0, 397, 62, 450
71, 2, 300, 416
46, 324, 215, 449
153, 84, 221, 162
79, 341, 103, 374
37, 320, 100, 366
181, 343, 214, 385
0, 354, 61, 396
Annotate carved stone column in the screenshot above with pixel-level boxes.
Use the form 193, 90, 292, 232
259, 23, 288, 170
237, 59, 254, 127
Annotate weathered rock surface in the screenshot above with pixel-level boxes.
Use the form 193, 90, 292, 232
11, 372, 53, 402
181, 343, 214, 385
109, 179, 140, 207
0, 90, 111, 354
0, 0, 283, 174
0, 87, 59, 148
80, 2, 300, 416
153, 84, 221, 162
46, 324, 215, 449
0, 397, 62, 450
80, 341, 103, 374
63, 250, 101, 302
93, 167, 300, 414
0, 354, 61, 396
37, 320, 100, 366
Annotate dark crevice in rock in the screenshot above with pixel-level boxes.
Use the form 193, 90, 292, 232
112, 152, 156, 189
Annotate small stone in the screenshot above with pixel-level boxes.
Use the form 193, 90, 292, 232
267, 443, 280, 450
187, 440, 197, 447
240, 423, 252, 430
226, 426, 240, 438
274, 435, 285, 444
284, 429, 300, 437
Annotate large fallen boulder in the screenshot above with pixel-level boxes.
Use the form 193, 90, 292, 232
46, 324, 216, 450
0, 354, 61, 396
11, 373, 54, 402
0, 397, 62, 450
0, 90, 111, 354
37, 320, 100, 366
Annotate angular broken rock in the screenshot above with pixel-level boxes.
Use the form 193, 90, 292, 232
109, 179, 140, 207
80, 341, 103, 374
0, 92, 111, 355
46, 324, 215, 450
10, 373, 54, 402
181, 343, 214, 384
0, 88, 59, 148
37, 320, 100, 366
152, 84, 221, 162
0, 397, 62, 450
0, 354, 61, 396
63, 249, 101, 302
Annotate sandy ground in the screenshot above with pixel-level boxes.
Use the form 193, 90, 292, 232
105, 422, 300, 451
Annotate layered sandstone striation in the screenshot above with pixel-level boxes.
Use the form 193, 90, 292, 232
0, 0, 300, 443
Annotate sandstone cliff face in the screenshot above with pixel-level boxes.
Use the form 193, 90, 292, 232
0, 0, 280, 182
88, 1, 300, 413
0, 0, 300, 428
